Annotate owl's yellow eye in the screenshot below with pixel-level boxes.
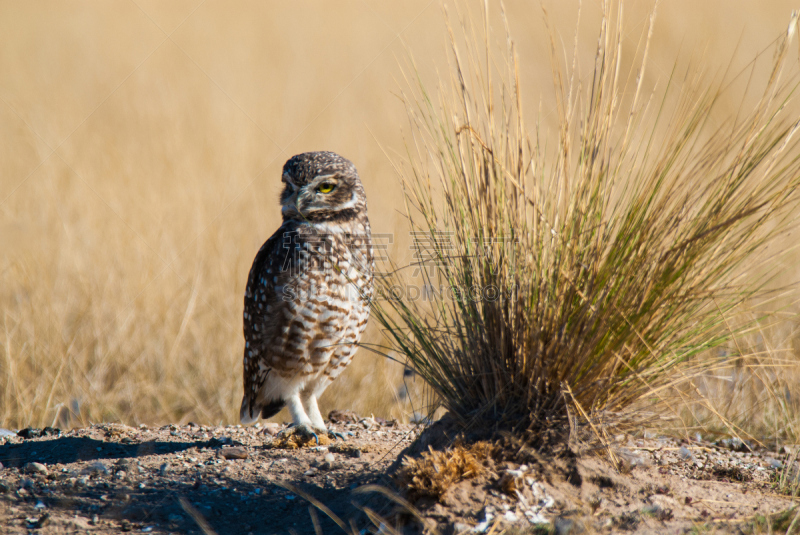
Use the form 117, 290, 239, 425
317, 182, 336, 194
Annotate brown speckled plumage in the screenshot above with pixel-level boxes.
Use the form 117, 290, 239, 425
240, 152, 373, 435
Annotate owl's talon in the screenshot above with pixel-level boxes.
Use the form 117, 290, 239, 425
327, 429, 347, 441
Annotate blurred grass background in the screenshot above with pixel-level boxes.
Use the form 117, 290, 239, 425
1, 0, 799, 430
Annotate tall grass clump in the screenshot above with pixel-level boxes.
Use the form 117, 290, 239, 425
374, 2, 800, 445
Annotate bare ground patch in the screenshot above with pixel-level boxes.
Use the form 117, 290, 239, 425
0, 418, 795, 534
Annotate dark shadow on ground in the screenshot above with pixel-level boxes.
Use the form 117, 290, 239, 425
0, 437, 391, 535
0, 436, 212, 467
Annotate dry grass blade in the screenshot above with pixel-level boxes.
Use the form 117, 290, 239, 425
179, 496, 219, 535
373, 0, 800, 446
353, 484, 436, 532
275, 481, 352, 534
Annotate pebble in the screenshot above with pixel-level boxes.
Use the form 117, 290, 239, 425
678, 447, 694, 461
219, 447, 248, 460
554, 517, 582, 535
452, 522, 472, 534
0, 429, 16, 438
261, 423, 281, 436
82, 462, 108, 476
25, 462, 48, 476
768, 458, 783, 470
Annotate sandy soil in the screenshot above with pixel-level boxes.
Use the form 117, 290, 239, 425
0, 414, 795, 534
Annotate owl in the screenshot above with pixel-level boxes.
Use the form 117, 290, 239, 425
239, 151, 374, 441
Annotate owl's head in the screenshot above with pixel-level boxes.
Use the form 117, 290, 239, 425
280, 151, 367, 223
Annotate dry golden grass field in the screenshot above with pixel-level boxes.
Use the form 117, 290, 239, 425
1, 0, 800, 436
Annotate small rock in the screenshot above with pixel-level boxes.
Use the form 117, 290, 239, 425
304, 467, 318, 476
18, 428, 42, 439
452, 522, 472, 534
0, 429, 16, 438
767, 458, 783, 470
324, 453, 335, 464
359, 417, 377, 429
725, 437, 752, 452
219, 447, 248, 460
0, 480, 10, 493
678, 447, 694, 461
26, 513, 50, 529
159, 463, 168, 476
25, 462, 48, 476
554, 516, 585, 535
327, 409, 360, 424
261, 423, 281, 436
82, 462, 108, 476
21, 478, 35, 489
617, 448, 647, 470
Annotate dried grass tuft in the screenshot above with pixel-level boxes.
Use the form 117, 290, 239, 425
396, 442, 491, 502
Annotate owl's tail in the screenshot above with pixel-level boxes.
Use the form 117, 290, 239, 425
240, 395, 286, 424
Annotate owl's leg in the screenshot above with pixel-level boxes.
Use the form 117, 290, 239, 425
302, 390, 347, 440
281, 393, 320, 444
303, 394, 326, 430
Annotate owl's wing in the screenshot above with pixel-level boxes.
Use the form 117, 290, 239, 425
241, 223, 300, 423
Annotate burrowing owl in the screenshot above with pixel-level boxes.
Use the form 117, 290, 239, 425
240, 151, 373, 440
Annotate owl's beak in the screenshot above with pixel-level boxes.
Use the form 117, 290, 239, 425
281, 191, 304, 219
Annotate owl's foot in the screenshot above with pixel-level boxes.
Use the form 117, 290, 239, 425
278, 423, 320, 445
